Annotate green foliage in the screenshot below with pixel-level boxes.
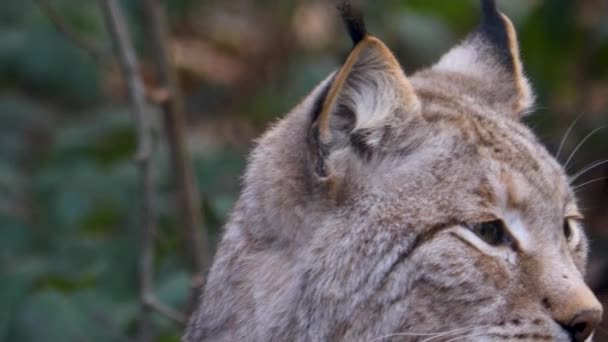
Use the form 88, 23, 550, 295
0, 0, 101, 106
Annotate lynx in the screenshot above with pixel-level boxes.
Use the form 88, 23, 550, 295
184, 1, 603, 341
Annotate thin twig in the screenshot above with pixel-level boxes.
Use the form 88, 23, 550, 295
0, 199, 27, 219
143, 295, 188, 325
140, 0, 210, 282
98, 0, 156, 341
35, 0, 109, 64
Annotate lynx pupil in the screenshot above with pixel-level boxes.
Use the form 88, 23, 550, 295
473, 220, 508, 246
564, 220, 573, 241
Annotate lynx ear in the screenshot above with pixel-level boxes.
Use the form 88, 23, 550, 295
311, 3, 420, 177
433, 0, 534, 117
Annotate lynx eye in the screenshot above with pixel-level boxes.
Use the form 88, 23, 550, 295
563, 220, 573, 241
470, 220, 510, 246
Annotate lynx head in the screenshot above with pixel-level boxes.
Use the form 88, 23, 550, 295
185, 1, 603, 341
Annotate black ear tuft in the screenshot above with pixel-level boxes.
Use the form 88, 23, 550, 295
337, 1, 367, 46
481, 0, 498, 17
433, 0, 534, 116
476, 0, 513, 71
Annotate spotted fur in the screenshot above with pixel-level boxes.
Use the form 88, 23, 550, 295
184, 1, 602, 341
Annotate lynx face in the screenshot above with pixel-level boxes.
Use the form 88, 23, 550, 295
184, 1, 602, 342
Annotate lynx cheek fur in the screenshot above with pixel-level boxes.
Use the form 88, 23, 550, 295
184, 1, 603, 341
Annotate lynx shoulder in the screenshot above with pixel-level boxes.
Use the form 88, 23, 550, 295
184, 1, 602, 341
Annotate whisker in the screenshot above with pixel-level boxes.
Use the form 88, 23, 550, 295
574, 177, 608, 192
556, 112, 585, 160
564, 126, 606, 170
367, 331, 442, 341
368, 325, 491, 342
443, 332, 490, 342
421, 325, 492, 342
570, 159, 608, 183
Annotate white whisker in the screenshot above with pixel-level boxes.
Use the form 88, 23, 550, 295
368, 331, 442, 341
442, 332, 490, 342
368, 324, 491, 342
564, 126, 606, 170
574, 177, 608, 192
556, 112, 584, 160
421, 324, 492, 342
570, 159, 608, 183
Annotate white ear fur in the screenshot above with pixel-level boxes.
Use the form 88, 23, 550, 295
433, 4, 535, 116
317, 36, 420, 146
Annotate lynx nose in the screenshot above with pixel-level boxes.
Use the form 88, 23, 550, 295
544, 273, 603, 342
560, 309, 602, 342
548, 281, 603, 342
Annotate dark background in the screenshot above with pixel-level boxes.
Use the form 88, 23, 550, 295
1, 0, 607, 341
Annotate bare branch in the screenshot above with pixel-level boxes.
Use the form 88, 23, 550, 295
146, 87, 171, 105
0, 199, 27, 219
35, 0, 109, 64
140, 0, 210, 280
143, 295, 188, 325
97, 0, 156, 341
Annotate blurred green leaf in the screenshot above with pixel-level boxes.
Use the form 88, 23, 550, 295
0, 274, 31, 340
17, 28, 100, 106
11, 291, 92, 342
9, 290, 131, 342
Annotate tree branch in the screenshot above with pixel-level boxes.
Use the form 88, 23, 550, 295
35, 0, 109, 64
140, 0, 210, 282
143, 294, 188, 325
97, 0, 156, 341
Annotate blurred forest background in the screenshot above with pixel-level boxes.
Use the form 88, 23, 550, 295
0, 0, 607, 341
